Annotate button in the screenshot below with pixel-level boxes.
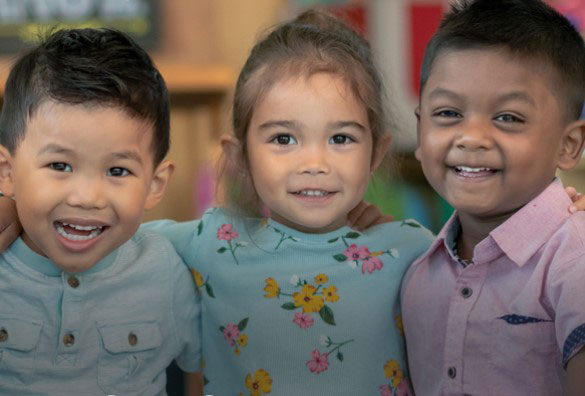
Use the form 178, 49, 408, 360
0, 328, 7, 342
63, 333, 75, 347
128, 332, 138, 346
448, 366, 457, 379
67, 276, 80, 288
460, 287, 473, 299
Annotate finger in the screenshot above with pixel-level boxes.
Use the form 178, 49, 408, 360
0, 219, 22, 252
569, 192, 585, 213
566, 186, 577, 198
347, 201, 369, 226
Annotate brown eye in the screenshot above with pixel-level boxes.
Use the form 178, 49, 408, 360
49, 162, 72, 172
271, 134, 297, 145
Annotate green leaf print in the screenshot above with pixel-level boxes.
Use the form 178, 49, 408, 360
205, 283, 215, 298
319, 305, 336, 326
401, 220, 421, 228
238, 318, 249, 331
217, 247, 227, 253
344, 232, 361, 239
337, 351, 344, 362
197, 221, 204, 235
333, 254, 347, 262
219, 325, 225, 332
327, 237, 339, 243
281, 302, 297, 310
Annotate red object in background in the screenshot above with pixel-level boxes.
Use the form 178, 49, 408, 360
328, 4, 367, 38
409, 4, 444, 97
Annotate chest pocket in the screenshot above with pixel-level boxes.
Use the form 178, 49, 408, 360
97, 321, 163, 394
0, 317, 42, 385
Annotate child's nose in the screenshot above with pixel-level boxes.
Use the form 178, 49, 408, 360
454, 121, 494, 151
66, 178, 107, 210
297, 145, 331, 175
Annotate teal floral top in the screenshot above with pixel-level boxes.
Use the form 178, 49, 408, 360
143, 208, 433, 395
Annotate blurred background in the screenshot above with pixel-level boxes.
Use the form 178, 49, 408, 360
0, 0, 583, 393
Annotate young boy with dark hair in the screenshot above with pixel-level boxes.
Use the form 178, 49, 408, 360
0, 28, 200, 395
401, 0, 585, 394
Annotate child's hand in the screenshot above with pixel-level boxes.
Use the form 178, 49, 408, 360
566, 186, 585, 214
0, 196, 21, 251
347, 200, 394, 231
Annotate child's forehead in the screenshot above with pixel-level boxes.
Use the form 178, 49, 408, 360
25, 100, 157, 157
426, 47, 563, 100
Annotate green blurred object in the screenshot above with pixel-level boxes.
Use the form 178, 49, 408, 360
364, 160, 453, 235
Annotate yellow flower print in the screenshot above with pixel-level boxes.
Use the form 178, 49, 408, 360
384, 359, 404, 387
314, 273, 328, 285
322, 285, 339, 303
245, 369, 272, 396
235, 347, 241, 355
395, 315, 404, 336
191, 269, 204, 287
238, 333, 248, 347
371, 251, 384, 257
263, 278, 280, 298
293, 284, 325, 313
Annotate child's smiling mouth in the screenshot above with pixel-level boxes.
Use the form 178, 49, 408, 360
452, 165, 499, 178
54, 221, 107, 241
294, 189, 331, 197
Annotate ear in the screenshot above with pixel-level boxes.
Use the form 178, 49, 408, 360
220, 133, 243, 163
0, 146, 15, 198
557, 119, 585, 171
414, 106, 422, 162
371, 133, 391, 171
144, 159, 174, 210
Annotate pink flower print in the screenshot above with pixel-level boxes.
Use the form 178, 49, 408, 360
379, 385, 392, 396
293, 312, 314, 329
395, 379, 412, 396
306, 349, 329, 374
217, 224, 239, 241
344, 244, 370, 261
223, 323, 240, 346
362, 256, 383, 274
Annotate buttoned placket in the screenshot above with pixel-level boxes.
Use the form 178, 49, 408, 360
55, 272, 85, 365
442, 259, 488, 394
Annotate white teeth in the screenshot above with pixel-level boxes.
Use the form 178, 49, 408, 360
56, 222, 103, 241
299, 190, 327, 197
61, 222, 103, 231
455, 166, 492, 173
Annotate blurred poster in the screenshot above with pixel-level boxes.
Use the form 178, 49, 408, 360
0, 0, 158, 53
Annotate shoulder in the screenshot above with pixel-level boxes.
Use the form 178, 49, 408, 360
545, 211, 585, 264
364, 219, 434, 248
121, 230, 186, 271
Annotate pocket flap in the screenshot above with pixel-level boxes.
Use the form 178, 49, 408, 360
98, 321, 161, 354
0, 317, 42, 352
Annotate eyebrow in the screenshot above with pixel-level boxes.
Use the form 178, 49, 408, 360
109, 150, 143, 164
258, 120, 367, 132
428, 87, 536, 107
38, 143, 73, 156
38, 144, 143, 165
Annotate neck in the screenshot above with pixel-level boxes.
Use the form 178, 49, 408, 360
456, 210, 516, 261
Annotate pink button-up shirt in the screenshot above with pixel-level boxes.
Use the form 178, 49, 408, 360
401, 179, 585, 396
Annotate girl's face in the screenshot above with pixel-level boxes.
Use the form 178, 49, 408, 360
246, 73, 379, 233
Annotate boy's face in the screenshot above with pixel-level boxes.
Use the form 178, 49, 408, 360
0, 101, 171, 272
416, 48, 569, 221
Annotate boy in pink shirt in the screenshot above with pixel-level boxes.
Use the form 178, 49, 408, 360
401, 0, 585, 395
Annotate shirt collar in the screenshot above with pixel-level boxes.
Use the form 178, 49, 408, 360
7, 237, 118, 277
489, 178, 570, 266
421, 178, 570, 268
